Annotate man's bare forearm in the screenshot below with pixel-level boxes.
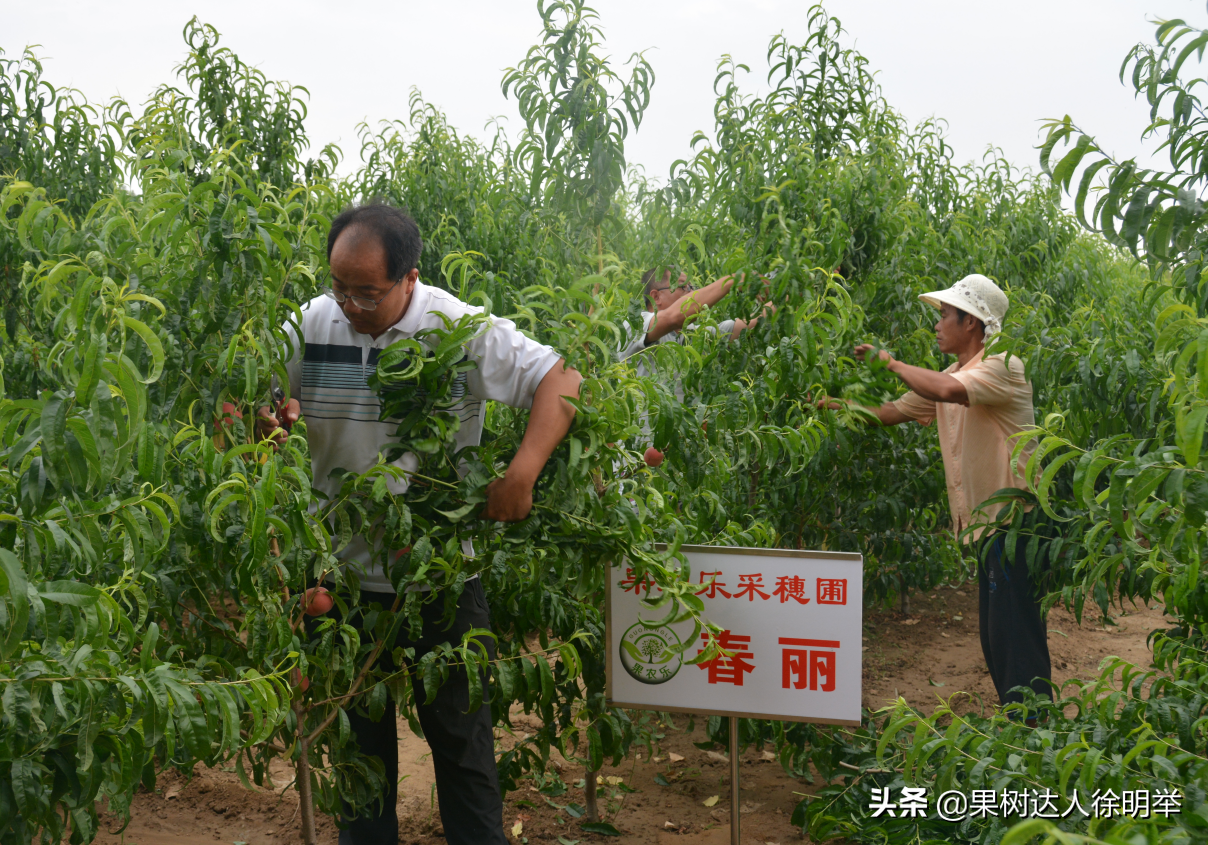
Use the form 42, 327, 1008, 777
482, 361, 582, 522
646, 275, 737, 343
849, 401, 910, 426
506, 362, 582, 485
872, 402, 911, 426
819, 398, 909, 426
682, 275, 736, 314
888, 360, 968, 405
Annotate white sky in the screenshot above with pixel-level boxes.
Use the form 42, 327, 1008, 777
6, 1, 1204, 183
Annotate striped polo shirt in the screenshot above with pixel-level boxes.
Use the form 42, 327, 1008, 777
285, 283, 562, 592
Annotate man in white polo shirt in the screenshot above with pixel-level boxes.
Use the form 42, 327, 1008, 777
258, 202, 580, 845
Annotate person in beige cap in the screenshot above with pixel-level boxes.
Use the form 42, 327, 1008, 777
819, 273, 1051, 714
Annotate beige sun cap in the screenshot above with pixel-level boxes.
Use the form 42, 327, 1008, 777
918, 274, 1008, 337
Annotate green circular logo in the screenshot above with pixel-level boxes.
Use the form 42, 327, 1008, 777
620, 622, 683, 685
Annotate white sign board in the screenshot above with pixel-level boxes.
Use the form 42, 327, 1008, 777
607, 545, 863, 725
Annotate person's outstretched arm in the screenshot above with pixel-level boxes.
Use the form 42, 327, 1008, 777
727, 299, 779, 340
816, 396, 911, 426
645, 274, 740, 344
855, 344, 968, 405
816, 343, 945, 426
483, 361, 582, 521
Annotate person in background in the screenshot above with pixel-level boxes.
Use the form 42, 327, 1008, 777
620, 266, 752, 365
619, 266, 765, 464
257, 201, 581, 845
816, 274, 1051, 715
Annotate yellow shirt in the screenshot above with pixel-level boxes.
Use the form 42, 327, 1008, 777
891, 349, 1037, 541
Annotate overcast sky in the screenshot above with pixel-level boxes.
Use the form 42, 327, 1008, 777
5, 1, 1203, 183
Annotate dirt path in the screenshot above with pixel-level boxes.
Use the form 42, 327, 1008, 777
96, 586, 1171, 845
860, 585, 1169, 718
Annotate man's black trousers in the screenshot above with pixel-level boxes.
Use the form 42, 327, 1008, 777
978, 533, 1053, 708
337, 579, 508, 845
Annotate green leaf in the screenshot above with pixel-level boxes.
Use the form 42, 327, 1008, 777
39, 581, 101, 607
1000, 819, 1062, 845
75, 332, 106, 406
580, 822, 621, 836
1181, 404, 1208, 467
121, 317, 165, 384
587, 727, 603, 772
1185, 475, 1208, 527
39, 392, 69, 488
0, 549, 30, 658
367, 682, 387, 722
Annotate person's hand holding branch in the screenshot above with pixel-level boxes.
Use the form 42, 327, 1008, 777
482, 361, 582, 522
853, 343, 893, 365
256, 398, 301, 448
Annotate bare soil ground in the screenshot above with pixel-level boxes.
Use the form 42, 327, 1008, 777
95, 586, 1171, 845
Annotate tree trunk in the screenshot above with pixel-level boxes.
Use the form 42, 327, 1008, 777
898, 573, 910, 616
584, 768, 598, 821
294, 702, 319, 845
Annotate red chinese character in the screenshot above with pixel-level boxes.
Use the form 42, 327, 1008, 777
619, 567, 656, 596
779, 638, 839, 691
696, 571, 732, 599
772, 575, 810, 605
733, 573, 771, 601
816, 578, 847, 605
697, 630, 756, 686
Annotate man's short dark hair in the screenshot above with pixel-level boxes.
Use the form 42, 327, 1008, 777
641, 267, 671, 305
328, 201, 423, 281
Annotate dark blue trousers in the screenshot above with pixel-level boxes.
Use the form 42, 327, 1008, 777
338, 579, 507, 845
978, 534, 1053, 707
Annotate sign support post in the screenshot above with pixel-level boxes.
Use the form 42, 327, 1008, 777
729, 714, 740, 845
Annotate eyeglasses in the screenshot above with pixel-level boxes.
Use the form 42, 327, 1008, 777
323, 276, 401, 312
653, 280, 695, 296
